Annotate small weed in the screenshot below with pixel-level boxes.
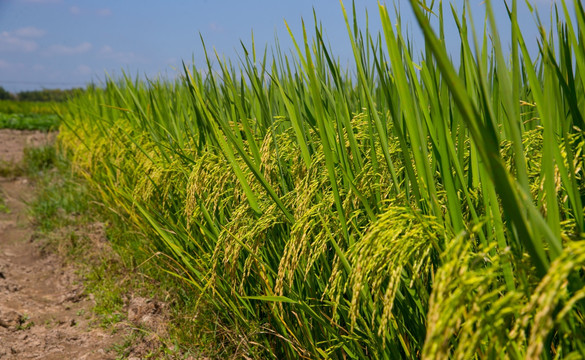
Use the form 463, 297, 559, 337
17, 314, 34, 330
0, 192, 8, 214
44, 316, 57, 329
110, 331, 143, 359
23, 144, 56, 174
0, 160, 24, 178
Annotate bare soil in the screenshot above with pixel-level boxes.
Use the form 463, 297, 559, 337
0, 129, 56, 164
0, 130, 122, 359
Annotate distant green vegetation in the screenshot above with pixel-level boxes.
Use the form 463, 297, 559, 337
0, 100, 64, 115
0, 86, 12, 101
0, 113, 59, 131
59, 0, 585, 359
0, 87, 80, 131
0, 100, 63, 131
0, 86, 83, 102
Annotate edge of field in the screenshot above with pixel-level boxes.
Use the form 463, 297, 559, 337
16, 140, 240, 359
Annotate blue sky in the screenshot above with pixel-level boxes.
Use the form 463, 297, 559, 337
0, 0, 565, 92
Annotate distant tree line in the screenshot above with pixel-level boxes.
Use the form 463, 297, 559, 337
0, 86, 13, 101
0, 86, 84, 102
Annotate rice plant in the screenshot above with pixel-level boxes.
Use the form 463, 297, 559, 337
59, 0, 585, 358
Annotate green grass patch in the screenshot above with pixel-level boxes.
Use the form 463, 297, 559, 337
23, 144, 56, 173
0, 160, 24, 178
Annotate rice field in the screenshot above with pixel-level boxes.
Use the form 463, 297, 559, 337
59, 0, 585, 358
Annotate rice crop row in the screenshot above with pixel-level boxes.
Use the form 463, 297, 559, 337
59, 0, 585, 358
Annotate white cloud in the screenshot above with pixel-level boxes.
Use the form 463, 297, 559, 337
0, 27, 45, 53
96, 8, 112, 16
0, 59, 25, 70
46, 41, 92, 55
99, 45, 144, 63
69, 6, 112, 17
76, 65, 92, 75
209, 22, 224, 33
0, 31, 38, 52
13, 26, 46, 38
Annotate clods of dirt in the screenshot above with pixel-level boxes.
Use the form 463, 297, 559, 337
0, 309, 23, 330
128, 296, 168, 333
0, 129, 187, 359
0, 130, 122, 359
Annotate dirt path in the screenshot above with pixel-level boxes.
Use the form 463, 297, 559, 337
0, 130, 122, 359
